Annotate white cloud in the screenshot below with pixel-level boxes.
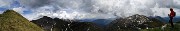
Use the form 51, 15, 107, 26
0, 0, 13, 8
12, 7, 24, 14
16, 0, 180, 20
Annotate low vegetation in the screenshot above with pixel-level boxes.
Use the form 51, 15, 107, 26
0, 10, 43, 31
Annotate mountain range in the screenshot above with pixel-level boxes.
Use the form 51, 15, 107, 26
1, 10, 180, 31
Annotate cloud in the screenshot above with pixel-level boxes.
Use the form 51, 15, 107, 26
0, 0, 14, 8
0, 11, 3, 14
0, 0, 23, 13
0, 0, 16, 14
12, 7, 24, 14
14, 0, 180, 20
18, 0, 53, 8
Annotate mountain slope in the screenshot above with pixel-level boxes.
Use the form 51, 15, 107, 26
32, 14, 169, 31
0, 10, 43, 31
31, 16, 104, 31
69, 22, 104, 31
107, 14, 165, 31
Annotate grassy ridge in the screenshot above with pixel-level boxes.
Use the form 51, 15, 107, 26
0, 10, 43, 31
141, 23, 180, 31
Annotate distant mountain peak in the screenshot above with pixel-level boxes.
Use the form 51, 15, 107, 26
107, 14, 165, 31
31, 16, 104, 31
40, 16, 52, 19
127, 14, 147, 18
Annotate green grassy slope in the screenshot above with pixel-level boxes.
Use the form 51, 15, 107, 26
0, 10, 43, 31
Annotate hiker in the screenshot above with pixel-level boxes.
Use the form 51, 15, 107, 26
168, 8, 176, 28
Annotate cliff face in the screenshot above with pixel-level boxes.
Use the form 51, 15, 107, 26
0, 10, 43, 31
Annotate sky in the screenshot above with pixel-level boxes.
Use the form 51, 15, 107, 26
0, 0, 180, 20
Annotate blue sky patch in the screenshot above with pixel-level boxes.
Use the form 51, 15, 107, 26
23, 9, 32, 14
0, 7, 7, 11
10, 1, 21, 8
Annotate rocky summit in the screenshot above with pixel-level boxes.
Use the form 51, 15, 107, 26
107, 14, 165, 31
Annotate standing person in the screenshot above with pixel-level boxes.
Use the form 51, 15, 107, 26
168, 8, 176, 28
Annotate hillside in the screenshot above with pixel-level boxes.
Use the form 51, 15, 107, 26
31, 14, 179, 31
31, 16, 104, 31
0, 10, 43, 31
107, 14, 165, 31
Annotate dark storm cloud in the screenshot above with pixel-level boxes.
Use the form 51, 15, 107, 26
19, 0, 53, 8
